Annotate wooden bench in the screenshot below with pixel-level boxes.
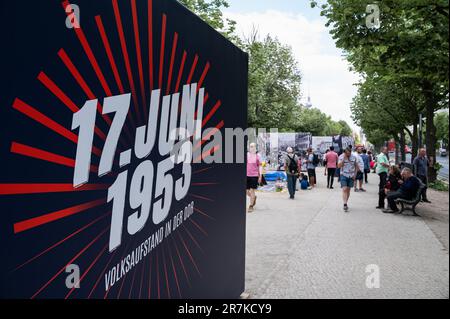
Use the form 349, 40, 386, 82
395, 179, 426, 216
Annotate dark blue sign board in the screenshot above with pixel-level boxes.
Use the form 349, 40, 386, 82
0, 0, 248, 299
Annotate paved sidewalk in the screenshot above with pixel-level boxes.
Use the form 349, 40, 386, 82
245, 173, 449, 299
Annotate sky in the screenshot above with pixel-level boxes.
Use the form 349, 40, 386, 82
223, 0, 361, 131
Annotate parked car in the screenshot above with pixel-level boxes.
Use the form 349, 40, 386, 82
439, 148, 447, 157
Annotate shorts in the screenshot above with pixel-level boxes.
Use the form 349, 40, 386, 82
247, 176, 259, 190
307, 169, 316, 179
355, 171, 364, 181
340, 175, 355, 188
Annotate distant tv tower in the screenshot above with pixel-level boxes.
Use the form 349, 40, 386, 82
304, 80, 313, 109
305, 95, 313, 109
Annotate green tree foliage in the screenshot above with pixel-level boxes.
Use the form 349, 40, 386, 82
178, 1, 355, 137
294, 108, 353, 136
435, 112, 449, 147
177, 0, 238, 42
313, 0, 449, 181
245, 34, 302, 130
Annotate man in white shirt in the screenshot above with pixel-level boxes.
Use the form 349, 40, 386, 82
338, 147, 360, 212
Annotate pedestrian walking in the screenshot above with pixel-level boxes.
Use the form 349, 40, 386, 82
338, 147, 359, 212
360, 149, 371, 184
413, 148, 432, 203
284, 147, 300, 199
247, 143, 262, 213
324, 146, 339, 189
375, 147, 390, 209
306, 148, 318, 188
354, 147, 366, 192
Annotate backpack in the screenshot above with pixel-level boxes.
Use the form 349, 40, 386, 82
287, 155, 298, 174
312, 153, 320, 166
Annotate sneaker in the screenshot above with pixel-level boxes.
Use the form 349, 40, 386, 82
330, 186, 334, 189
359, 188, 367, 192
354, 189, 359, 193
376, 206, 384, 210
344, 204, 349, 212
382, 209, 397, 214
248, 206, 254, 213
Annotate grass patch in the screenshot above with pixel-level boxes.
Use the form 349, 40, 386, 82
429, 180, 449, 192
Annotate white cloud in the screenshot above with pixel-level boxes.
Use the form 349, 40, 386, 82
225, 10, 361, 130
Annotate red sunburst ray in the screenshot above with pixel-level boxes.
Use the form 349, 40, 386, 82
193, 120, 224, 152
13, 211, 110, 272
10, 142, 98, 173
88, 248, 117, 299
62, 1, 113, 97
166, 32, 179, 95
148, 0, 154, 91
156, 250, 160, 299
192, 166, 214, 175
181, 224, 205, 254
202, 100, 222, 127
158, 14, 167, 90
31, 226, 109, 299
191, 182, 219, 187
112, 0, 141, 125
0, 183, 108, 196
147, 255, 153, 299
12, 98, 102, 157
90, 20, 135, 144
193, 145, 221, 163
192, 206, 216, 221
65, 243, 109, 299
138, 257, 146, 299
174, 51, 187, 93
186, 54, 199, 84
176, 231, 201, 277
131, 0, 147, 115
189, 218, 208, 237
37, 71, 107, 141
197, 62, 210, 93
57, 49, 114, 128
95, 15, 125, 95
188, 193, 214, 203
127, 261, 139, 299
161, 246, 171, 299
170, 236, 191, 287
13, 198, 106, 234
102, 240, 133, 299
167, 244, 182, 298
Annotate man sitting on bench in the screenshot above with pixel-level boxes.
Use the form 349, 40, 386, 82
383, 168, 421, 214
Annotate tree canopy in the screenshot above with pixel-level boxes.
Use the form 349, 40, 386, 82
178, 1, 355, 138
313, 0, 449, 180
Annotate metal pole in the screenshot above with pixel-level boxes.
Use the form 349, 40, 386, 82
418, 113, 423, 149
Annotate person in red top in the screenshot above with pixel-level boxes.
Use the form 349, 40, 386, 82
247, 143, 262, 213
324, 146, 339, 189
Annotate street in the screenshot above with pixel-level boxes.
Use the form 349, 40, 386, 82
245, 173, 449, 299
404, 153, 448, 181
437, 155, 449, 181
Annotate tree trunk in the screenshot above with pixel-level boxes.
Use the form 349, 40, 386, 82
400, 131, 406, 163
411, 124, 418, 162
423, 82, 438, 183
395, 138, 399, 165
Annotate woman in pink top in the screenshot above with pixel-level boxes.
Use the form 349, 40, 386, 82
247, 143, 262, 213
324, 146, 339, 189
